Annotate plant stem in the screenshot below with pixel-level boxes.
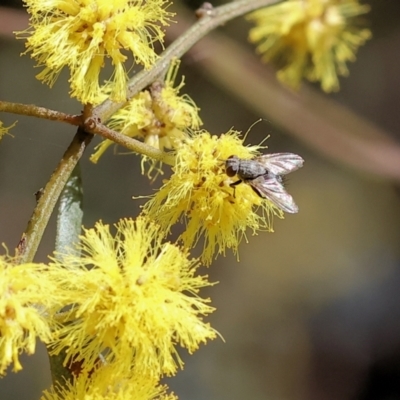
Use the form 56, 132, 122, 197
90, 121, 176, 166
94, 0, 281, 122
0, 100, 81, 125
16, 128, 93, 263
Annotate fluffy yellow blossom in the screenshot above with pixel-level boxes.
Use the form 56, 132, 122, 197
0, 256, 61, 374
142, 130, 284, 265
91, 60, 201, 177
48, 217, 216, 377
19, 0, 173, 104
247, 0, 371, 92
42, 366, 177, 400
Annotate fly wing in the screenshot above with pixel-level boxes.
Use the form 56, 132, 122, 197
256, 153, 304, 176
249, 175, 299, 213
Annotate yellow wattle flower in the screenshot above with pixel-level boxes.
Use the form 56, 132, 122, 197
48, 217, 216, 377
41, 366, 177, 400
247, 0, 371, 92
142, 130, 284, 265
0, 256, 61, 374
18, 0, 174, 104
90, 60, 201, 177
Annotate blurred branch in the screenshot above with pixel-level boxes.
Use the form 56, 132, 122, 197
0, 7, 28, 37
169, 2, 400, 182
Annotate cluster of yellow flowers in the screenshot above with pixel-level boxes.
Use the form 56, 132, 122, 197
90, 60, 203, 177
142, 130, 283, 264
16, 0, 371, 104
0, 0, 372, 398
1, 218, 216, 398
41, 366, 178, 400
19, 0, 173, 104
0, 258, 59, 374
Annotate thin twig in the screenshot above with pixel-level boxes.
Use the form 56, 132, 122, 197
16, 128, 93, 263
88, 119, 176, 166
0, 101, 81, 125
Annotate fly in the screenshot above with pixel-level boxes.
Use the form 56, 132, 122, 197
225, 153, 304, 213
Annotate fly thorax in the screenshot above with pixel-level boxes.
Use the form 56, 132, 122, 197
238, 160, 268, 180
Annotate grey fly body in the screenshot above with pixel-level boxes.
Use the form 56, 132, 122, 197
225, 153, 304, 213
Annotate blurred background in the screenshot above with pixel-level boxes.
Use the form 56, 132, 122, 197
1, 0, 400, 399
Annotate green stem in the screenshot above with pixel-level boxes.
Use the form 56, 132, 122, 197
94, 0, 281, 122
47, 165, 84, 389
90, 121, 176, 166
55, 164, 84, 258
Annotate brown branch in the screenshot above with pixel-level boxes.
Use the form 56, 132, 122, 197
0, 7, 28, 38
85, 118, 175, 166
0, 101, 82, 125
16, 128, 93, 263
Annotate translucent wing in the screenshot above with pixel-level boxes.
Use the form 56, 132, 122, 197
249, 175, 299, 213
256, 153, 304, 176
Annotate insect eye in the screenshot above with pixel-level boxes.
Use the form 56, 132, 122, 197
225, 156, 238, 177
225, 165, 237, 177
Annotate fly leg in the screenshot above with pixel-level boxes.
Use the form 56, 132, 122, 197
229, 180, 242, 198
